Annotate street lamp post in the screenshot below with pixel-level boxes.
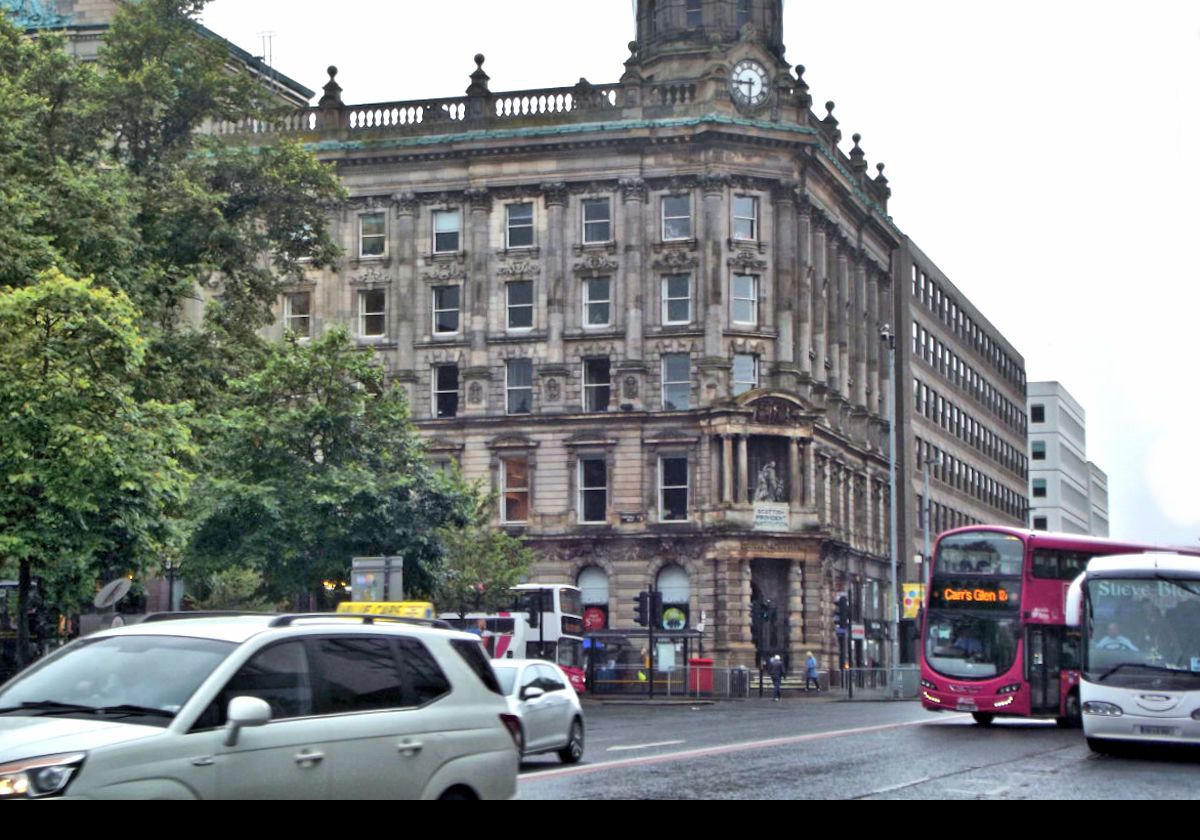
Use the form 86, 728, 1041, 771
881, 324, 899, 699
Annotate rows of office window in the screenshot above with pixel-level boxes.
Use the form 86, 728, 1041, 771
914, 493, 980, 543
284, 271, 765, 341
352, 192, 763, 259
433, 353, 761, 419
912, 379, 1028, 480
912, 320, 1026, 436
910, 266, 1025, 393
915, 436, 1026, 521
499, 454, 691, 526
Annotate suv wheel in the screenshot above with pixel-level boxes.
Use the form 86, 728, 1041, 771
558, 718, 584, 764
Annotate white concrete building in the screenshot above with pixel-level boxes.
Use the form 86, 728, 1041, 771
1027, 381, 1108, 536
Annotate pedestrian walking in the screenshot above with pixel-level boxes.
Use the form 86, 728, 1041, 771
805, 651, 820, 692
766, 654, 785, 701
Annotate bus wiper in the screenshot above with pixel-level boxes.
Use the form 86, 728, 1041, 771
1156, 575, 1200, 598
1095, 662, 1192, 682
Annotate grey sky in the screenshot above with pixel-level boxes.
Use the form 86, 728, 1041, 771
201, 0, 1200, 547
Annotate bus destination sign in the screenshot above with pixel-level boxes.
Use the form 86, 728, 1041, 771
929, 581, 1019, 610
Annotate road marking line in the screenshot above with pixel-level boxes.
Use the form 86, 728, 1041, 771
522, 714, 968, 782
607, 740, 686, 752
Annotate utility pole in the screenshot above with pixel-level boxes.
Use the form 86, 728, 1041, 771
882, 324, 900, 699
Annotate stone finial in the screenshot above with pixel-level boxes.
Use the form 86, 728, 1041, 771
821, 101, 841, 143
319, 65, 343, 108
873, 163, 891, 204
849, 133, 868, 174
794, 64, 812, 108
466, 53, 491, 97
626, 40, 639, 64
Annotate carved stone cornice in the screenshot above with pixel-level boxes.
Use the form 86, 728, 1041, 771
465, 187, 491, 213
497, 259, 540, 279
540, 181, 569, 207
348, 195, 389, 211
348, 267, 391, 286
728, 249, 768, 272
619, 177, 647, 203
391, 191, 419, 215
771, 180, 800, 205
750, 397, 807, 426
651, 248, 699, 271
700, 173, 731, 196
419, 260, 467, 283
573, 253, 619, 274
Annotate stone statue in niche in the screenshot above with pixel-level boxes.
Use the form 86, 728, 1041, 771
623, 375, 639, 399
545, 378, 561, 401
467, 381, 483, 405
754, 461, 784, 503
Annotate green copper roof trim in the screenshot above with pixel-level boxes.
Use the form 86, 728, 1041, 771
304, 113, 818, 154
1, 0, 71, 29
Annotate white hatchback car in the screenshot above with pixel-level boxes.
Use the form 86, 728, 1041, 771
0, 613, 520, 799
491, 659, 584, 764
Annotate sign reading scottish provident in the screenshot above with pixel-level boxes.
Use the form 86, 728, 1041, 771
753, 502, 789, 531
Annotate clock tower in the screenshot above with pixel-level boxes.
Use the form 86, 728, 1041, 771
627, 0, 789, 113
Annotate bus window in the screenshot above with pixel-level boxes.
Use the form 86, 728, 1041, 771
935, 532, 1024, 578
925, 614, 1018, 679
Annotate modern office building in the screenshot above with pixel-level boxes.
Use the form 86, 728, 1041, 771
1027, 381, 1108, 537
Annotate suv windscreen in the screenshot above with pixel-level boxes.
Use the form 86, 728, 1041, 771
0, 635, 234, 724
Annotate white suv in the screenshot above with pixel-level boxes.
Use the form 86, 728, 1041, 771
0, 613, 520, 799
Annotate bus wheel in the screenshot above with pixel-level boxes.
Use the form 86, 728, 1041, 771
1056, 692, 1081, 728
1087, 737, 1120, 756
971, 712, 995, 726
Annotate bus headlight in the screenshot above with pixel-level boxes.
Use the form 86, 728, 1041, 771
1082, 701, 1123, 717
920, 679, 937, 690
997, 683, 1022, 695
0, 753, 85, 799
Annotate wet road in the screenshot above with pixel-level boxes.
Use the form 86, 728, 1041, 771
518, 698, 1200, 799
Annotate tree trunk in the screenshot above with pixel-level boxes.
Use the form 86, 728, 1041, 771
16, 558, 31, 669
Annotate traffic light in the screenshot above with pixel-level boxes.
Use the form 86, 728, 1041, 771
634, 590, 650, 627
650, 590, 664, 628
834, 595, 850, 629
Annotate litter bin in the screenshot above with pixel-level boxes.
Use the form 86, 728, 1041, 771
688, 657, 714, 693
730, 665, 750, 697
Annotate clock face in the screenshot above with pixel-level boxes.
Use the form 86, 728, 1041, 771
730, 59, 769, 107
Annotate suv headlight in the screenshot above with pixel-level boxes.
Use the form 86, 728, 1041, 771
0, 753, 86, 799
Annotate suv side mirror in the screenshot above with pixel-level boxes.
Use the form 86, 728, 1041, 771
224, 696, 272, 747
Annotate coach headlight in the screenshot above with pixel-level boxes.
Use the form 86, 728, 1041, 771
1082, 701, 1123, 717
0, 753, 85, 799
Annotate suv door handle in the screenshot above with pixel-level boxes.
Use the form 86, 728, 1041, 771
294, 750, 324, 767
397, 740, 424, 757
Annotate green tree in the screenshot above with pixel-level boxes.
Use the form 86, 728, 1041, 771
435, 489, 533, 617
186, 329, 475, 607
0, 271, 193, 664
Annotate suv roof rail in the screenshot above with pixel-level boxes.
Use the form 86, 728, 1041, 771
142, 611, 275, 623
268, 613, 454, 630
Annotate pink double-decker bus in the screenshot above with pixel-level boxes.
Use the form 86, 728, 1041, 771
920, 526, 1200, 726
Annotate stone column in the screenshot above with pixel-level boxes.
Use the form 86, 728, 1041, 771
722, 435, 734, 503
392, 192, 419, 375
836, 247, 850, 401
789, 437, 803, 508
466, 188, 492, 370
812, 223, 828, 386
542, 182, 568, 365
621, 177, 647, 363
701, 175, 728, 359
773, 182, 798, 373
804, 441, 815, 507
737, 433, 749, 505
854, 260, 868, 409
797, 200, 814, 379
867, 269, 880, 415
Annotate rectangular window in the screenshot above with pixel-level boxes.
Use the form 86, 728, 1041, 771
507, 280, 534, 331
432, 285, 460, 335
661, 353, 690, 410
662, 195, 692, 241
434, 364, 458, 419
660, 456, 689, 521
578, 457, 607, 523
661, 274, 691, 325
1033, 516, 1048, 531
686, 0, 702, 27
359, 289, 386, 337
582, 198, 611, 244
583, 277, 612, 327
284, 291, 311, 338
737, 0, 750, 27
732, 274, 758, 325
1032, 478, 1047, 498
583, 358, 611, 412
732, 353, 759, 396
433, 209, 460, 253
359, 212, 386, 258
501, 456, 530, 524
506, 359, 533, 415
733, 195, 758, 241
506, 202, 534, 248
1030, 404, 1045, 423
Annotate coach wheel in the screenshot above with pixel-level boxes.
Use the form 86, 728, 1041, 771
1056, 692, 1081, 728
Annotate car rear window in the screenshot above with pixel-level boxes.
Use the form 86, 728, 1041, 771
450, 639, 503, 695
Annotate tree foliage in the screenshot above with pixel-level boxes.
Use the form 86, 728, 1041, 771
434, 488, 533, 617
0, 271, 193, 661
186, 329, 476, 606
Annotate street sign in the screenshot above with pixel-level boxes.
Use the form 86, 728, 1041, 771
851, 622, 866, 641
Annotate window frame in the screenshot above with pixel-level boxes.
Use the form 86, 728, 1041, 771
432, 209, 461, 254
582, 277, 612, 328
506, 359, 533, 415
433, 363, 459, 419
432, 284, 461, 336
661, 194, 693, 241
732, 353, 759, 396
500, 455, 531, 524
506, 202, 535, 249
283, 291, 312, 339
732, 195, 758, 241
659, 455, 690, 522
661, 352, 691, 411
661, 274, 691, 325
358, 212, 387, 259
581, 198, 612, 245
577, 456, 608, 524
506, 280, 534, 332
731, 273, 759, 326
358, 288, 387, 338
582, 358, 612, 413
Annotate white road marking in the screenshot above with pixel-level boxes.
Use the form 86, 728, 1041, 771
607, 740, 687, 752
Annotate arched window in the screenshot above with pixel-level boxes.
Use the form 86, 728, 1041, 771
656, 564, 690, 630
577, 566, 609, 606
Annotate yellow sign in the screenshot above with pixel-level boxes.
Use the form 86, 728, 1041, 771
902, 583, 925, 619
941, 586, 1009, 604
335, 601, 434, 619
